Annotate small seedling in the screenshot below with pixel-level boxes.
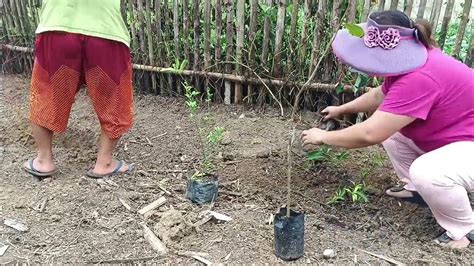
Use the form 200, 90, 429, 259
327, 182, 369, 205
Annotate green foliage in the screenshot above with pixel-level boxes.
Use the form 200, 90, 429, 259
328, 182, 369, 205
306, 146, 332, 162
343, 23, 365, 38
437, 21, 472, 61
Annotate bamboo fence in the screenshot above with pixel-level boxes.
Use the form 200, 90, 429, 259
0, 0, 472, 110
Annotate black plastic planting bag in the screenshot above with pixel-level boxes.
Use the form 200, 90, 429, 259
186, 178, 219, 204
274, 208, 305, 260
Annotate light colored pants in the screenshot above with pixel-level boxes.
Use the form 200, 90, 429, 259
382, 133, 474, 240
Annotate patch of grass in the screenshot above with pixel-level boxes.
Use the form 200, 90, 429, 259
327, 182, 369, 205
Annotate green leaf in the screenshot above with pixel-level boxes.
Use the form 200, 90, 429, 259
335, 83, 345, 95
344, 23, 365, 38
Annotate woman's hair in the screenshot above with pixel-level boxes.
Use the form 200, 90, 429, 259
369, 10, 436, 48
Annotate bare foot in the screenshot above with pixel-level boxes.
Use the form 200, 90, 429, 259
440, 236, 470, 249
91, 159, 130, 176
23, 158, 56, 173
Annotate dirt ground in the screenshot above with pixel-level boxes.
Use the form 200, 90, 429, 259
0, 74, 472, 264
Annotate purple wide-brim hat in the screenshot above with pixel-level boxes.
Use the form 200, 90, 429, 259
332, 17, 428, 77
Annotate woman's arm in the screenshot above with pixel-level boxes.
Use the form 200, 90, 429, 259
302, 110, 415, 149
340, 86, 385, 114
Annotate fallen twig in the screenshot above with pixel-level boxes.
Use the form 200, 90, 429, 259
145, 137, 153, 146
86, 256, 160, 264
118, 198, 132, 211
142, 223, 167, 255
138, 196, 167, 215
151, 132, 168, 140
220, 190, 244, 197
358, 249, 405, 266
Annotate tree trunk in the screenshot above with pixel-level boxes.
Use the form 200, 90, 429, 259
452, 0, 472, 58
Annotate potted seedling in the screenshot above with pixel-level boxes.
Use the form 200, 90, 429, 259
183, 81, 225, 204
274, 22, 366, 261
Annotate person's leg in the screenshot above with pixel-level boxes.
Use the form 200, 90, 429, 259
25, 32, 83, 175
24, 124, 55, 173
382, 132, 426, 197
410, 141, 474, 249
83, 36, 134, 175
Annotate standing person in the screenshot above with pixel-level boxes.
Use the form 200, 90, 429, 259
23, 0, 134, 178
301, 10, 474, 248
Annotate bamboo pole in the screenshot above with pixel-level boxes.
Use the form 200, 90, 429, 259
127, 0, 137, 49
136, 0, 148, 91
145, 0, 157, 94
273, 0, 287, 78
309, 0, 326, 76
348, 0, 357, 22
378, 0, 386, 11
173, 0, 182, 94
416, 0, 427, 20
224, 0, 234, 105
155, 0, 165, 95
183, 0, 191, 69
204, 0, 211, 69
404, 0, 414, 17
163, 0, 174, 95
214, 0, 223, 102
429, 0, 443, 32
466, 33, 474, 67
259, 0, 273, 104
362, 0, 371, 20
247, 0, 258, 104
234, 0, 245, 104
438, 0, 455, 50
192, 0, 201, 91
389, 0, 399, 10
452, 0, 472, 58
298, 0, 312, 73
1, 44, 340, 92
287, 0, 299, 73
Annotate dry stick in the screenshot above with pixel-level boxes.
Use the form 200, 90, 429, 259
182, 0, 190, 68
86, 256, 160, 264
286, 130, 296, 217
416, 0, 427, 20
358, 249, 406, 266
203, 0, 211, 99
453, 0, 472, 58
438, 0, 455, 50
155, 0, 165, 94
404, 0, 414, 17
224, 0, 234, 105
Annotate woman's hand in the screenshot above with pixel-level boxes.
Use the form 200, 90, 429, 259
321, 106, 344, 121
301, 127, 327, 148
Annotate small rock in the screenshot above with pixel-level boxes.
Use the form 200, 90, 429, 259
323, 249, 336, 259
50, 215, 61, 222
239, 114, 245, 119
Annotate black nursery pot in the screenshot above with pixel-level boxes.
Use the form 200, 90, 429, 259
274, 208, 305, 261
186, 174, 219, 204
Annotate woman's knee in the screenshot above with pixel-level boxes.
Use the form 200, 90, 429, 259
409, 155, 432, 188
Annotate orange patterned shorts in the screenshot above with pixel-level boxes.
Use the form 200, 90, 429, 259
29, 31, 133, 139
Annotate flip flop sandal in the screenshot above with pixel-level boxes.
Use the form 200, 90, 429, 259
23, 159, 57, 177
86, 160, 133, 179
434, 230, 474, 246
386, 186, 428, 207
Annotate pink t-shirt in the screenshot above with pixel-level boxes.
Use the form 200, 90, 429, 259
379, 48, 474, 152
